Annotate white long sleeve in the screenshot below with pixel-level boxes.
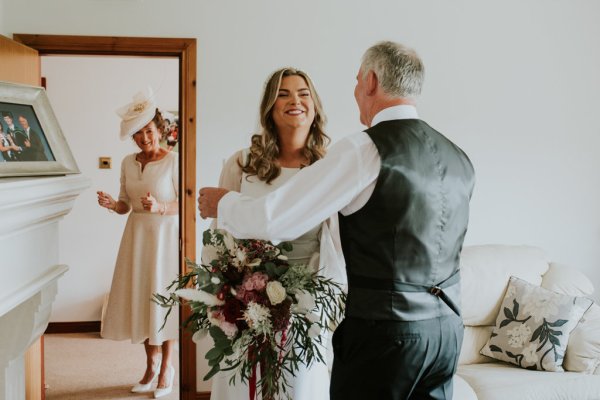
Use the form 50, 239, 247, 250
216, 104, 419, 243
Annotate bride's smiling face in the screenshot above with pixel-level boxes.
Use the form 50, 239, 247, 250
271, 75, 315, 133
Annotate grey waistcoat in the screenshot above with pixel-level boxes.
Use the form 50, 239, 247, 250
339, 119, 475, 321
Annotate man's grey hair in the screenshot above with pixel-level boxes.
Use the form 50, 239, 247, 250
361, 41, 424, 98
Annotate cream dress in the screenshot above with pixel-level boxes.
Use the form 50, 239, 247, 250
101, 151, 179, 345
209, 149, 346, 400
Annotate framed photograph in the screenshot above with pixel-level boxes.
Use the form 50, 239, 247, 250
0, 81, 79, 177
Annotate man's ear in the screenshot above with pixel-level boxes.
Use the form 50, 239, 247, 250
366, 70, 378, 96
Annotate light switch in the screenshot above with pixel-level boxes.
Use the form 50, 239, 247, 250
99, 157, 112, 169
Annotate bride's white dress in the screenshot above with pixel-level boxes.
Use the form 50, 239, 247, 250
210, 161, 333, 400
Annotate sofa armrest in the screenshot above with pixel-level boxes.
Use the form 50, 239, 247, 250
564, 302, 600, 373
541, 262, 594, 297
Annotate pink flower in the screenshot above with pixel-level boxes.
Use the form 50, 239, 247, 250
243, 272, 269, 291
219, 320, 239, 338
207, 308, 239, 338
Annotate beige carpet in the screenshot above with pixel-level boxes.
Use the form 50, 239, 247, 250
44, 333, 179, 400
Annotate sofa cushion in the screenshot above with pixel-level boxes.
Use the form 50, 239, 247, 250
460, 245, 549, 326
480, 277, 593, 371
457, 363, 600, 400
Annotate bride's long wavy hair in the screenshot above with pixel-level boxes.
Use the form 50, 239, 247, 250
241, 67, 329, 184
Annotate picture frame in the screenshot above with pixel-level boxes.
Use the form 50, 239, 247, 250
0, 81, 79, 177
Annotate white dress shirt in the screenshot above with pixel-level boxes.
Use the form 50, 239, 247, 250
218, 105, 419, 243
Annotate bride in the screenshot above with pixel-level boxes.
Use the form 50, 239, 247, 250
207, 67, 346, 400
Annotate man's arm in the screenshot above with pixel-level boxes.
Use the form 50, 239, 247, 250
198, 132, 380, 242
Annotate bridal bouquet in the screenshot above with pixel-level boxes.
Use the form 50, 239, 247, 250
153, 229, 346, 400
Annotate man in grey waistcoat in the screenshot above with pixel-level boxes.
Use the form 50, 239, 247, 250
198, 41, 475, 400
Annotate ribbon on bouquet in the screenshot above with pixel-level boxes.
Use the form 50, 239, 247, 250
249, 362, 257, 400
248, 330, 288, 400
249, 345, 257, 400
248, 360, 269, 400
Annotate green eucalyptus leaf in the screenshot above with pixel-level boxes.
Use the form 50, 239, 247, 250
207, 353, 224, 367
209, 325, 227, 342
202, 230, 213, 245
205, 347, 224, 360
203, 365, 221, 381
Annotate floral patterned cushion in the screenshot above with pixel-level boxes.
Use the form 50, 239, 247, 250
480, 276, 593, 371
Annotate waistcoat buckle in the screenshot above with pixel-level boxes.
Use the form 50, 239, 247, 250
430, 286, 442, 296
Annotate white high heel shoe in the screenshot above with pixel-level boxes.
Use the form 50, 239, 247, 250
153, 365, 175, 398
131, 363, 161, 393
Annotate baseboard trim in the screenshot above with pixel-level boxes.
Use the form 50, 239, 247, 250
45, 321, 101, 334
196, 392, 210, 400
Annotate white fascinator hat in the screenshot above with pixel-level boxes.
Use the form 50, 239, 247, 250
115, 87, 157, 140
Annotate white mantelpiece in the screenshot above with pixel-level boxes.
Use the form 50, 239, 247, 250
0, 174, 89, 400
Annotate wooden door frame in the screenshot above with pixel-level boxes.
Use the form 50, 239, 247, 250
13, 34, 201, 400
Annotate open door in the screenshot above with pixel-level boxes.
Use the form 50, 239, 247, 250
0, 34, 40, 86
1, 34, 199, 400
0, 34, 44, 400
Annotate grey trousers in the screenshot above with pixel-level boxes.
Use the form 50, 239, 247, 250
330, 314, 464, 400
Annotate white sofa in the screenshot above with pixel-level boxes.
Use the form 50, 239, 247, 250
452, 245, 600, 400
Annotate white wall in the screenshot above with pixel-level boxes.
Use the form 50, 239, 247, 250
41, 55, 178, 321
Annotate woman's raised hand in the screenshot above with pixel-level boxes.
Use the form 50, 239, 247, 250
97, 191, 116, 211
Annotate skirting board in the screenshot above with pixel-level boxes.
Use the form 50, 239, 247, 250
45, 321, 101, 334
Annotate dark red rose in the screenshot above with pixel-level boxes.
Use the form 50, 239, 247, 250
222, 297, 244, 324
270, 298, 292, 331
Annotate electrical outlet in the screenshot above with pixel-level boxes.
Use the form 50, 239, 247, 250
99, 157, 112, 169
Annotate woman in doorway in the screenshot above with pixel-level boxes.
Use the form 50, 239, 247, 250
208, 67, 346, 400
97, 89, 179, 399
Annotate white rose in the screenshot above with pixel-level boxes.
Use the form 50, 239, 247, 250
308, 323, 321, 338
266, 281, 287, 305
293, 290, 316, 314
305, 312, 320, 323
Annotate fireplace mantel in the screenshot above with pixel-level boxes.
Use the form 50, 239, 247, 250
0, 174, 89, 400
